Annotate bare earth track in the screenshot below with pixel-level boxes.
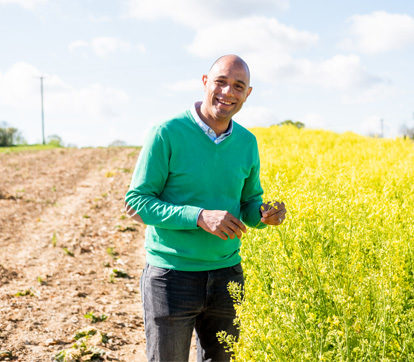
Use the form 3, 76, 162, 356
0, 147, 148, 361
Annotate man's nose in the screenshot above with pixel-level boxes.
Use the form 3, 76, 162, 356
222, 85, 233, 95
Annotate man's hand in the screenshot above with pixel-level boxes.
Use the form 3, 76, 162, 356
124, 201, 144, 224
197, 210, 247, 240
260, 201, 286, 225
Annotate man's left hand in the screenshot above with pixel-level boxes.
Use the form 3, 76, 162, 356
260, 201, 286, 225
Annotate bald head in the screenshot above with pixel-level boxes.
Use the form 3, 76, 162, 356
209, 55, 251, 86
199, 54, 252, 129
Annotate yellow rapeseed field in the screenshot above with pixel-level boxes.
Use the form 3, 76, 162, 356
219, 126, 414, 361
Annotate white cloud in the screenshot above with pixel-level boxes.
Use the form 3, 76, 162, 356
341, 82, 396, 105
0, 62, 130, 139
234, 107, 327, 129
125, 0, 290, 28
358, 115, 400, 138
188, 16, 318, 58
234, 106, 279, 128
47, 83, 129, 121
91, 37, 132, 57
68, 40, 89, 52
165, 79, 201, 92
298, 55, 393, 103
69, 37, 144, 57
0, 0, 46, 9
359, 115, 382, 136
185, 17, 384, 94
0, 62, 41, 108
309, 54, 383, 90
243, 53, 385, 94
125, 0, 388, 97
302, 113, 327, 129
89, 15, 112, 23
136, 43, 147, 53
340, 11, 414, 54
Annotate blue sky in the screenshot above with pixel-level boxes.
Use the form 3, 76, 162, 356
1, 0, 413, 146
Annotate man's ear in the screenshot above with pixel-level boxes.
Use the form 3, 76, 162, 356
202, 74, 208, 87
245, 86, 252, 100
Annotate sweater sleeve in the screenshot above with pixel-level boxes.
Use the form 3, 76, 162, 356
240, 138, 267, 229
125, 125, 201, 230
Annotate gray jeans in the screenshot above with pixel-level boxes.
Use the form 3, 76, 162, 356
141, 263, 244, 362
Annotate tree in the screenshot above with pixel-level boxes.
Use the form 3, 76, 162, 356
47, 134, 64, 147
400, 124, 414, 140
278, 120, 305, 129
0, 122, 26, 146
108, 140, 127, 147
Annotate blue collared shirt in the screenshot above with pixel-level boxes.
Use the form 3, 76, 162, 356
191, 102, 233, 144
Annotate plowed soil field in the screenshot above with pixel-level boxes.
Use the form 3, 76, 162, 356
0, 147, 197, 361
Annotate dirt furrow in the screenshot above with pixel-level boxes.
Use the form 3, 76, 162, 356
0, 148, 147, 361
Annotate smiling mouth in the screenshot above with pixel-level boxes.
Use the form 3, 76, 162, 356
216, 98, 235, 106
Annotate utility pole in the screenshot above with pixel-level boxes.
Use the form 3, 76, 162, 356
380, 118, 384, 138
40, 76, 45, 145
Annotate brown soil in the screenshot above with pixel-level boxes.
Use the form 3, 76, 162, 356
0, 148, 196, 362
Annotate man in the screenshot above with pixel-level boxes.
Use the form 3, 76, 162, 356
125, 54, 286, 361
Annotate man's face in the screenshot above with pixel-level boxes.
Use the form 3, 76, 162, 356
202, 58, 252, 124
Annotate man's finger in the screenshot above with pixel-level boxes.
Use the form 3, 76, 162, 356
262, 201, 286, 216
228, 215, 247, 233
262, 207, 277, 217
261, 210, 286, 224
216, 230, 229, 240
227, 221, 244, 239
219, 224, 238, 239
263, 207, 286, 218
262, 201, 286, 215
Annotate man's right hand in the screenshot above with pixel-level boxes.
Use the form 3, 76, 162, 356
197, 210, 247, 240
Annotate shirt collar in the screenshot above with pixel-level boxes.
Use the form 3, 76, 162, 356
191, 102, 233, 144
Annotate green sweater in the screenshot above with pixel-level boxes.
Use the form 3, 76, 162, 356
125, 110, 266, 271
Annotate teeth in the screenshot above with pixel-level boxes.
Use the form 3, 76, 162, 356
219, 100, 232, 105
